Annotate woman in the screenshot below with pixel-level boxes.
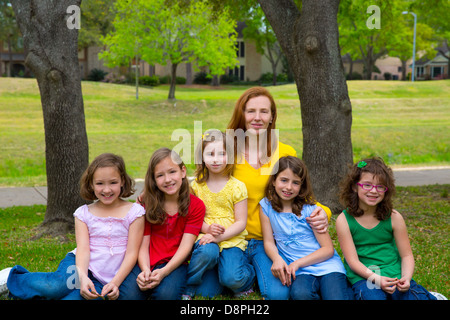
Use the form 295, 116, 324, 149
228, 87, 331, 300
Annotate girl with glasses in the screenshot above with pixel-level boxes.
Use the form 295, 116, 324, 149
336, 157, 439, 300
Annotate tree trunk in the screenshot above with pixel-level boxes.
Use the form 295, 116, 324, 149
12, 0, 89, 236
258, 0, 353, 213
168, 62, 178, 99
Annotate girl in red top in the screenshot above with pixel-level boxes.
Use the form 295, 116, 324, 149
136, 148, 205, 300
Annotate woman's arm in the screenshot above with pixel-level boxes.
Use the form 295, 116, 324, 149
74, 217, 99, 299
259, 207, 291, 286
101, 215, 145, 299
391, 210, 414, 292
306, 204, 330, 233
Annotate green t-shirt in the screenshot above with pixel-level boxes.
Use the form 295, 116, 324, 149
343, 209, 402, 285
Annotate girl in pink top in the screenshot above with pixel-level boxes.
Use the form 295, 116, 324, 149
1, 153, 145, 300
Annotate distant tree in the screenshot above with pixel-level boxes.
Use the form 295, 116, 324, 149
242, 4, 283, 85
11, 0, 89, 237
0, 0, 20, 77
100, 0, 238, 99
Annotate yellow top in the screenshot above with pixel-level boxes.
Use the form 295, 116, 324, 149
232, 141, 332, 240
191, 176, 248, 251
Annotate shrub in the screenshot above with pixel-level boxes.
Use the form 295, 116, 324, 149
139, 75, 160, 86
87, 68, 108, 81
194, 72, 210, 84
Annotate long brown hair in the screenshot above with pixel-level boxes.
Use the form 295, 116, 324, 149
265, 156, 316, 216
227, 87, 278, 159
80, 153, 135, 201
142, 148, 190, 224
339, 157, 395, 220
194, 130, 234, 183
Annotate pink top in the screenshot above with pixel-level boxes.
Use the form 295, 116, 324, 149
71, 203, 145, 285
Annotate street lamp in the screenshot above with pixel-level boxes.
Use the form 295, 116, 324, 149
402, 11, 417, 82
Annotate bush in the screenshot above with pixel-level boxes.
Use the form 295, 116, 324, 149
139, 75, 160, 86
194, 72, 210, 84
87, 68, 108, 82
220, 74, 238, 84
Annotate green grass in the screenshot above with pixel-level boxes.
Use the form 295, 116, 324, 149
0, 79, 449, 187
1, 185, 448, 300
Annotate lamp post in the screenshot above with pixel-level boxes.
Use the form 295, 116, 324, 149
402, 11, 417, 82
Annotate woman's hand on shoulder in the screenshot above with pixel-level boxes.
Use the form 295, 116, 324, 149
306, 207, 329, 233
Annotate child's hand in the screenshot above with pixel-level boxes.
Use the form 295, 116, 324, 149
101, 282, 120, 300
80, 275, 100, 300
208, 223, 225, 236
199, 233, 218, 245
136, 268, 153, 291
271, 257, 292, 286
379, 276, 399, 294
147, 268, 167, 289
396, 277, 411, 292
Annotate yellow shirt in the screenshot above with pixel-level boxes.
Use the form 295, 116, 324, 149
191, 176, 248, 251
232, 142, 332, 240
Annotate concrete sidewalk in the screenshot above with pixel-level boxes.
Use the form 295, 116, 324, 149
0, 167, 449, 208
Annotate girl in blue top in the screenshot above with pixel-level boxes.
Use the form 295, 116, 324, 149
259, 156, 352, 300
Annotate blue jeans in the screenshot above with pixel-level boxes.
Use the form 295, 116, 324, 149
7, 253, 141, 300
186, 241, 255, 297
352, 279, 437, 300
125, 263, 188, 300
290, 272, 354, 300
246, 239, 290, 300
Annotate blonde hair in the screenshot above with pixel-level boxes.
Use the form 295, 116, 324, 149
194, 130, 234, 183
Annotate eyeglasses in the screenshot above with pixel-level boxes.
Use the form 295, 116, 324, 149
357, 183, 388, 193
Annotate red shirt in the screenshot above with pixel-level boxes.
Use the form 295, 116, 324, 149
143, 194, 205, 269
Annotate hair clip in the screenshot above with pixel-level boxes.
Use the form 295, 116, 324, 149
357, 161, 367, 168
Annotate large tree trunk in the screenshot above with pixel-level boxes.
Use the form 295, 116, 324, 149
12, 0, 89, 236
259, 0, 353, 213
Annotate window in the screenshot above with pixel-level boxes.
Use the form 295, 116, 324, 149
235, 41, 245, 58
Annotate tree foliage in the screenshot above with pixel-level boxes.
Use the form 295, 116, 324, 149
100, 0, 238, 99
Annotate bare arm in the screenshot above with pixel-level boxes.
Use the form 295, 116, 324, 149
74, 217, 99, 299
391, 210, 414, 292
259, 207, 291, 286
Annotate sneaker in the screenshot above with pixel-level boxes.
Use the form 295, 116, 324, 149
430, 292, 448, 300
0, 267, 12, 296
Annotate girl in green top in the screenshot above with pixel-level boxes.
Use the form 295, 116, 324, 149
336, 158, 438, 300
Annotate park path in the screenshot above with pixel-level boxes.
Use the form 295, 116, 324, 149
0, 167, 449, 208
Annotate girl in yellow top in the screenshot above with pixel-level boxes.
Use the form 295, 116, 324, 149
227, 87, 331, 300
183, 130, 256, 299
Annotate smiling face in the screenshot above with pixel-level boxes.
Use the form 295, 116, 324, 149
356, 172, 386, 211
273, 168, 302, 205
92, 166, 123, 206
154, 156, 186, 198
244, 95, 273, 135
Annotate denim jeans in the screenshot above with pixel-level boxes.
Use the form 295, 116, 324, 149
7, 253, 141, 300
290, 272, 354, 300
186, 241, 255, 297
352, 278, 437, 300
124, 263, 188, 300
246, 239, 290, 300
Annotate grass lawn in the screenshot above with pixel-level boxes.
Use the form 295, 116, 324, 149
0, 184, 448, 300
0, 78, 449, 186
